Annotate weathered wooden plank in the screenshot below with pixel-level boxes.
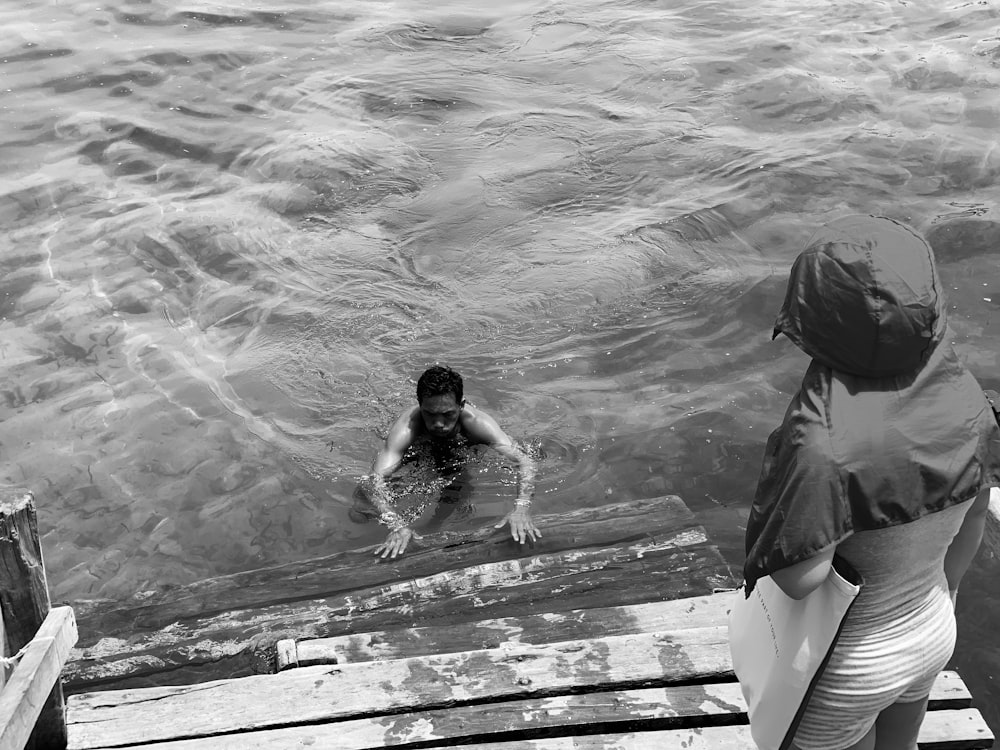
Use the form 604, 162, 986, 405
0, 491, 50, 655
416, 709, 993, 749
0, 607, 78, 750
66, 531, 734, 690
282, 593, 737, 668
274, 638, 301, 670
0, 488, 68, 750
67, 672, 973, 749
75, 496, 700, 632
67, 627, 736, 748
983, 486, 1000, 560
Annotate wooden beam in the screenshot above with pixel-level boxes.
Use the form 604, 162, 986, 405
423, 710, 993, 750
67, 543, 732, 689
0, 607, 78, 750
284, 593, 736, 668
67, 627, 736, 748
0, 489, 67, 750
74, 496, 705, 632
66, 685, 984, 750
66, 510, 735, 689
426, 710, 993, 750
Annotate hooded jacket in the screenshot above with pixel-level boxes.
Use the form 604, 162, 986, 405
743, 215, 1000, 594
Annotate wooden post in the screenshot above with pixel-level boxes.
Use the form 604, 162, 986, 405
0, 489, 67, 749
0, 608, 77, 750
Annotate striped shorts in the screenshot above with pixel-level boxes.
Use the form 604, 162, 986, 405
792, 589, 956, 750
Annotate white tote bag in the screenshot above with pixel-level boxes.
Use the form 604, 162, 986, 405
728, 558, 863, 750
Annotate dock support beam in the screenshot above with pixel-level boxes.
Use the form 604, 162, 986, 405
0, 490, 67, 750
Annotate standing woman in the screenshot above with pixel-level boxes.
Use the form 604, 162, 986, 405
743, 215, 1000, 750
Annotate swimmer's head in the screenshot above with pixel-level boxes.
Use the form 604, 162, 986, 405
417, 365, 464, 404
417, 366, 465, 438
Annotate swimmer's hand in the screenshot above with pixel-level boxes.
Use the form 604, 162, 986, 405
495, 504, 541, 544
374, 527, 419, 559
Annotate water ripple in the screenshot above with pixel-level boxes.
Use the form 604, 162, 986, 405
2, 4, 1000, 714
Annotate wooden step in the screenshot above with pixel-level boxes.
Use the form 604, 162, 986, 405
60, 494, 1000, 749
65, 590, 992, 750
66, 496, 735, 690
421, 712, 993, 750
277, 592, 736, 669
66, 671, 985, 749
67, 626, 734, 747
71, 496, 709, 631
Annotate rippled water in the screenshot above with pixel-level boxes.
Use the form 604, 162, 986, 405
2, 0, 1000, 728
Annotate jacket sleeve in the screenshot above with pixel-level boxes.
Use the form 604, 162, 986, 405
743, 366, 854, 595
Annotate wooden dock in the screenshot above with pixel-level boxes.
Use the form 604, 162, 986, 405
63, 495, 733, 691
57, 493, 999, 750
65, 593, 994, 749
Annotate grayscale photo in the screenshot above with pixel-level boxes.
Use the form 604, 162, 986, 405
0, 0, 998, 748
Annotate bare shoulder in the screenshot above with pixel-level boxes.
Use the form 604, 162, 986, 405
460, 403, 512, 446
373, 405, 422, 475
403, 404, 423, 425
385, 405, 422, 446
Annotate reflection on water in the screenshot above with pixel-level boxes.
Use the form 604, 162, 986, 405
1, 0, 1000, 729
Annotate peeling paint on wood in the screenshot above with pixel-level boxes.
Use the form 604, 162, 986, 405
67, 684, 984, 750
62, 637, 986, 750
66, 544, 733, 689
65, 506, 735, 690
57, 491, 998, 750
300, 594, 737, 666
67, 627, 738, 748
415, 711, 993, 750
73, 496, 698, 630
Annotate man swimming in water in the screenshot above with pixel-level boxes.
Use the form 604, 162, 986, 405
362, 365, 539, 559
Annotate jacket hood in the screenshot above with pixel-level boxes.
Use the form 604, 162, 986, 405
773, 215, 948, 378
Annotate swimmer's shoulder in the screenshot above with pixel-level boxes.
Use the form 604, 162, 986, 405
387, 405, 425, 442
459, 402, 509, 446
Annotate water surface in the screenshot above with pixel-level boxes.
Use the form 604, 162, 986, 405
1, 0, 999, 729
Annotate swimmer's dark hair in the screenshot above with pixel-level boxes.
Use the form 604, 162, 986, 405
417, 366, 464, 404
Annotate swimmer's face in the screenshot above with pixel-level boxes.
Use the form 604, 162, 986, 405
419, 393, 463, 438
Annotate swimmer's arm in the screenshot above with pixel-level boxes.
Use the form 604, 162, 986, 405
944, 487, 992, 599
493, 441, 537, 504
368, 408, 418, 527
770, 544, 836, 600
492, 438, 541, 543
464, 407, 540, 543
464, 408, 537, 503
369, 410, 423, 560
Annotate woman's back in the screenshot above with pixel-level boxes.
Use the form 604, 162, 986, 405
793, 499, 973, 750
837, 500, 969, 630
739, 216, 1000, 750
